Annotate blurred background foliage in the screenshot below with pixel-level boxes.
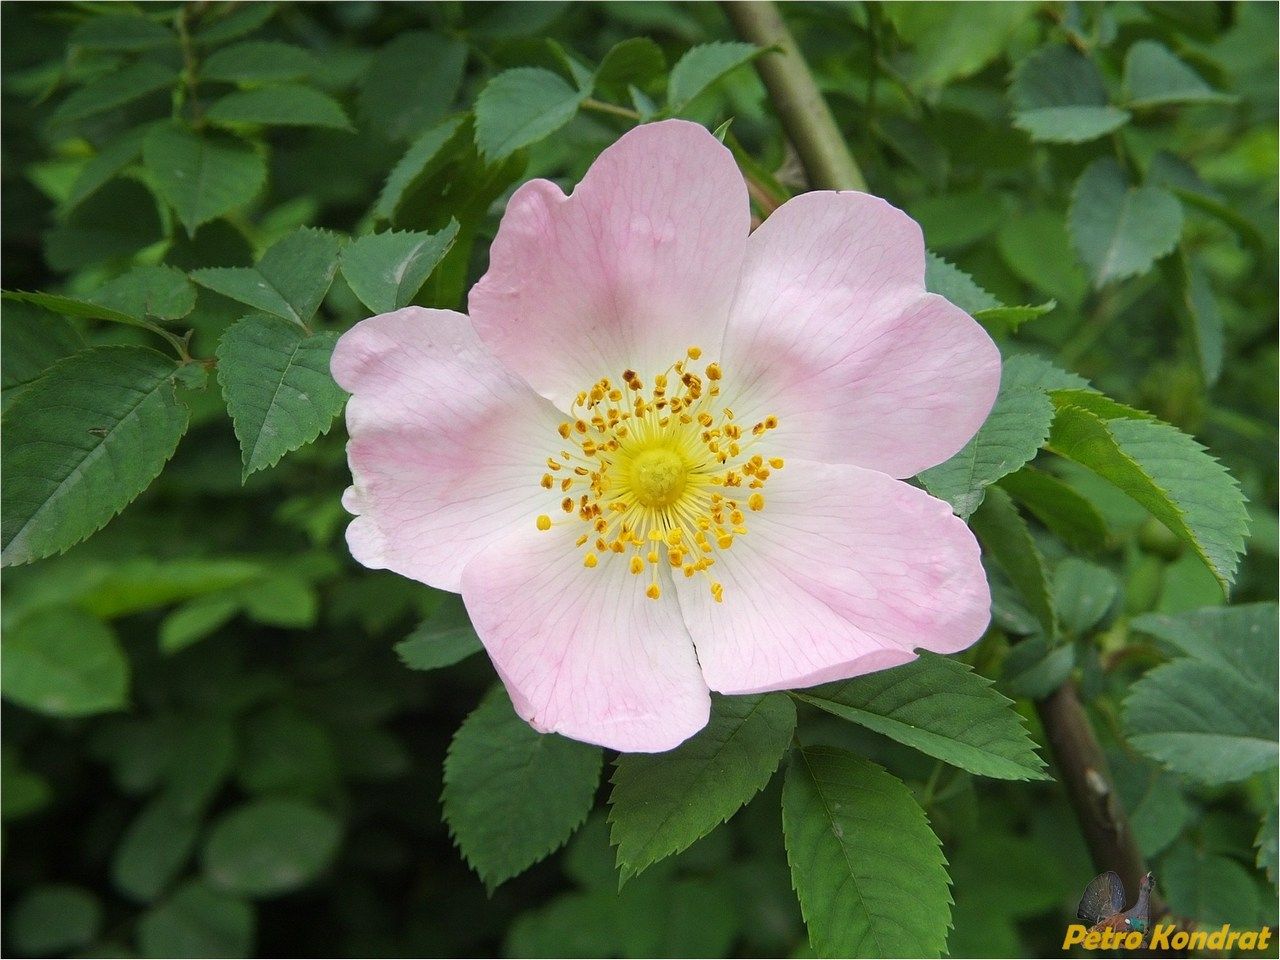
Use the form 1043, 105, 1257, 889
1, 1, 1276, 957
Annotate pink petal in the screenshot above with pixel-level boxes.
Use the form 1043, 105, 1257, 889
676, 458, 991, 695
332, 307, 563, 592
721, 191, 1001, 479
461, 522, 710, 752
468, 119, 750, 409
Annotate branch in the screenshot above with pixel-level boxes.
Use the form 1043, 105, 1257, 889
721, 0, 868, 192
1036, 681, 1165, 917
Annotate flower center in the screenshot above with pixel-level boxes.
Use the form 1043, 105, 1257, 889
535, 346, 781, 604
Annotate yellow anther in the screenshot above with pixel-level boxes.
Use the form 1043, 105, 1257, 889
764, 415, 778, 429
558, 423, 572, 439
645, 583, 661, 600
630, 556, 644, 575
687, 346, 702, 359
769, 457, 784, 469
748, 493, 765, 511
547, 458, 562, 470
711, 582, 724, 603
536, 514, 552, 531
584, 553, 598, 568
717, 534, 733, 549
541, 474, 553, 489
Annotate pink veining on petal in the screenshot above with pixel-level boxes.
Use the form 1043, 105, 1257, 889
468, 119, 750, 410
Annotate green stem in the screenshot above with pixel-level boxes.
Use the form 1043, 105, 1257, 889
721, 0, 868, 192
581, 97, 641, 122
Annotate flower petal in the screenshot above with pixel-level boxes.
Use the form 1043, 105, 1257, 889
721, 191, 1001, 478
676, 458, 991, 695
469, 119, 750, 409
461, 522, 710, 752
332, 307, 563, 592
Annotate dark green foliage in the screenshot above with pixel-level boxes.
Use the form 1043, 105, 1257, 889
1, 2, 1274, 958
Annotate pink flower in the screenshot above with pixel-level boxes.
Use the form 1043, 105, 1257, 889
332, 120, 1000, 753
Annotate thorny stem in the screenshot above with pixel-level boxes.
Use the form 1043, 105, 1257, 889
721, 0, 868, 192
725, 0, 1164, 918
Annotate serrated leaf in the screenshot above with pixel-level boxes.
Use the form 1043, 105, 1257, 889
1068, 157, 1183, 287
200, 41, 317, 83
137, 881, 254, 959
143, 123, 266, 235
1002, 635, 1074, 699
998, 467, 1109, 552
595, 37, 666, 88
71, 13, 175, 51
996, 210, 1088, 310
608, 693, 795, 878
1013, 106, 1131, 143
666, 41, 759, 113
1046, 398, 1247, 592
797, 654, 1047, 780
1124, 605, 1277, 785
1, 301, 84, 399
216, 315, 347, 480
474, 67, 585, 162
919, 357, 1055, 517
2, 289, 151, 330
205, 85, 352, 130
51, 60, 175, 125
191, 227, 344, 325
374, 115, 470, 222
1123, 40, 1234, 108
340, 222, 459, 314
783, 747, 951, 958
924, 252, 999, 314
90, 265, 196, 321
1, 607, 128, 717
1165, 250, 1224, 385
971, 486, 1056, 639
359, 31, 468, 142
884, 1, 1034, 91
972, 301, 1056, 336
1009, 44, 1110, 111
2, 346, 190, 566
443, 686, 602, 891
394, 593, 483, 671
202, 799, 341, 897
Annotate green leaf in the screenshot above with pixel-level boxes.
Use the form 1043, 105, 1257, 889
1257, 801, 1277, 884
797, 654, 1047, 780
2, 289, 153, 331
359, 31, 468, 142
192, 227, 344, 325
1053, 557, 1118, 635
91, 265, 196, 321
205, 84, 352, 130
237, 708, 338, 798
1160, 844, 1265, 928
1068, 157, 1183, 287
1046, 397, 1247, 592
215, 314, 347, 480
884, 1, 1034, 91
608, 693, 795, 878
1001, 636, 1074, 699
163, 595, 247, 652
64, 125, 150, 212
783, 747, 951, 958
10, 885, 102, 956
1123, 40, 1234, 108
971, 486, 1056, 638
374, 115, 470, 222
51, 60, 175, 125
474, 67, 585, 162
194, 3, 276, 46
200, 41, 317, 83
202, 799, 341, 897
998, 467, 1110, 552
71, 13, 175, 51
1123, 604, 1278, 784
340, 222, 459, 314
443, 686, 602, 891
143, 123, 266, 235
1, 607, 128, 717
919, 357, 1055, 517
972, 301, 1056, 336
595, 37, 666, 88
1009, 45, 1130, 143
138, 881, 254, 959
394, 593, 483, 671
1013, 106, 1131, 144
666, 41, 759, 113
2, 345, 190, 566
113, 798, 202, 902
1166, 250, 1224, 385
996, 210, 1088, 311
924, 252, 999, 314
1, 747, 52, 821
1, 301, 83, 400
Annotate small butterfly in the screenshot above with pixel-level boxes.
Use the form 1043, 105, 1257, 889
1077, 871, 1156, 940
